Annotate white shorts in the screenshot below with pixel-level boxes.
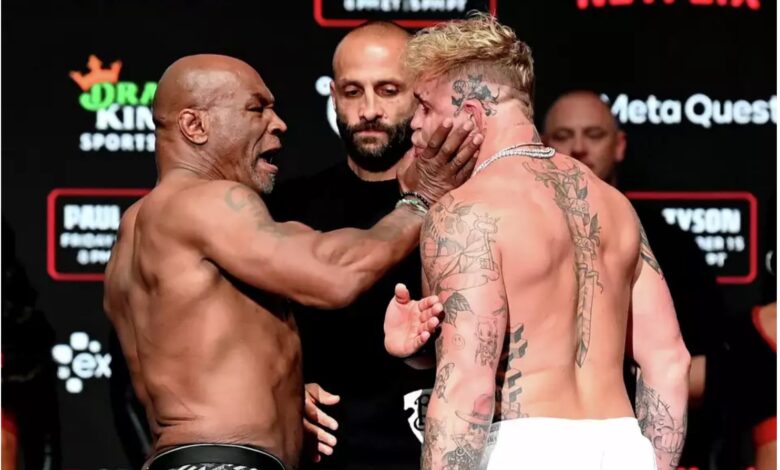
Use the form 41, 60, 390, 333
480, 417, 658, 470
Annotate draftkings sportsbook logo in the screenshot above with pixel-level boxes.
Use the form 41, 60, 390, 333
52, 332, 112, 394
314, 0, 497, 27
70, 55, 156, 152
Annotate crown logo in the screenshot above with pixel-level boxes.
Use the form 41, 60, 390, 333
69, 55, 122, 92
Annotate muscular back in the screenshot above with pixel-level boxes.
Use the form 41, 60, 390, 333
103, 177, 303, 463
424, 153, 639, 422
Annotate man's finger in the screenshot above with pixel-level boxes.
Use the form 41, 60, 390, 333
318, 442, 334, 456
304, 400, 339, 430
418, 295, 439, 311
304, 419, 338, 447
394, 283, 411, 304
433, 120, 475, 168
452, 133, 483, 178
314, 384, 341, 406
419, 119, 454, 161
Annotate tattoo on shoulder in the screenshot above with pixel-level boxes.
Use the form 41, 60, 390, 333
224, 185, 281, 237
422, 197, 501, 321
522, 160, 602, 367
452, 74, 500, 117
636, 376, 687, 467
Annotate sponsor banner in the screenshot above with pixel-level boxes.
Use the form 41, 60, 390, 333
314, 0, 497, 28
52, 331, 112, 394
601, 93, 776, 128
627, 191, 758, 284
70, 55, 157, 153
47, 188, 148, 281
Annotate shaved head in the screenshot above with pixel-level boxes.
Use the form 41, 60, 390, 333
543, 91, 617, 135
330, 22, 415, 175
153, 54, 287, 194
153, 54, 263, 130
332, 22, 410, 77
543, 90, 625, 185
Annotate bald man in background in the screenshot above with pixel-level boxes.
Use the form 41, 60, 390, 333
270, 22, 443, 470
543, 90, 724, 468
104, 53, 478, 470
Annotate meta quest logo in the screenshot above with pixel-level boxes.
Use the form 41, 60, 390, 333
70, 55, 157, 152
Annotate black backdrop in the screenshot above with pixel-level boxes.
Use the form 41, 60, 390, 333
2, 1, 776, 469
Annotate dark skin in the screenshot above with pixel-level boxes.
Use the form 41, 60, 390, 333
103, 54, 480, 468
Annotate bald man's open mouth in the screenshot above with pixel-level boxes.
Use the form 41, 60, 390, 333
256, 147, 280, 174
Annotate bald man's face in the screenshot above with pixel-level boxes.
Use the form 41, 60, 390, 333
209, 68, 287, 194
544, 94, 626, 184
331, 35, 416, 172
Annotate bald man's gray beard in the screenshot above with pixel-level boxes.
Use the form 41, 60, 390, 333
336, 114, 413, 173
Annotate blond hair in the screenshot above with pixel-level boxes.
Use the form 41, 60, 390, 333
404, 13, 535, 117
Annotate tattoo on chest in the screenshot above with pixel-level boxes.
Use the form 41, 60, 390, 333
496, 324, 529, 419
522, 160, 602, 367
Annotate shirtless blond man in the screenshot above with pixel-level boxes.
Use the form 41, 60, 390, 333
395, 15, 691, 469
103, 54, 481, 470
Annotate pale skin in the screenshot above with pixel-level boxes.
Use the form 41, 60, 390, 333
103, 55, 478, 468
544, 90, 707, 405
402, 74, 690, 469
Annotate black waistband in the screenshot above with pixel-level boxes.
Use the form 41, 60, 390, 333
146, 444, 287, 470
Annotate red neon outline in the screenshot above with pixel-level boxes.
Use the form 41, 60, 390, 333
625, 191, 759, 285
314, 0, 498, 28
47, 188, 149, 282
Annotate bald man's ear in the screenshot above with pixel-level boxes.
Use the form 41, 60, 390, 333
615, 129, 627, 163
178, 108, 209, 145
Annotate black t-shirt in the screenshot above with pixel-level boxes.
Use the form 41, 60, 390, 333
269, 163, 434, 470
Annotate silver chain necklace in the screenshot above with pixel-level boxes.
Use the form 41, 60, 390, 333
473, 143, 555, 176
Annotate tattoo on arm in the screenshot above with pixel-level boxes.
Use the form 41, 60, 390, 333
522, 160, 603, 367
224, 185, 282, 237
635, 376, 687, 468
474, 316, 500, 366
440, 395, 494, 470
637, 219, 664, 278
451, 74, 500, 117
422, 417, 448, 470
434, 363, 455, 401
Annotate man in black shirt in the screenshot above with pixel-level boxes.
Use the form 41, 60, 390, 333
270, 22, 435, 469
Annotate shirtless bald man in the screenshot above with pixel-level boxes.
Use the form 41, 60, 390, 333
392, 15, 691, 469
103, 54, 480, 470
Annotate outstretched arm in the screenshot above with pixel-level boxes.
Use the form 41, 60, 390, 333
183, 121, 482, 309
630, 214, 691, 469
420, 196, 507, 470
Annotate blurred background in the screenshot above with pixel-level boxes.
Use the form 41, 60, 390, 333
1, 1, 776, 469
